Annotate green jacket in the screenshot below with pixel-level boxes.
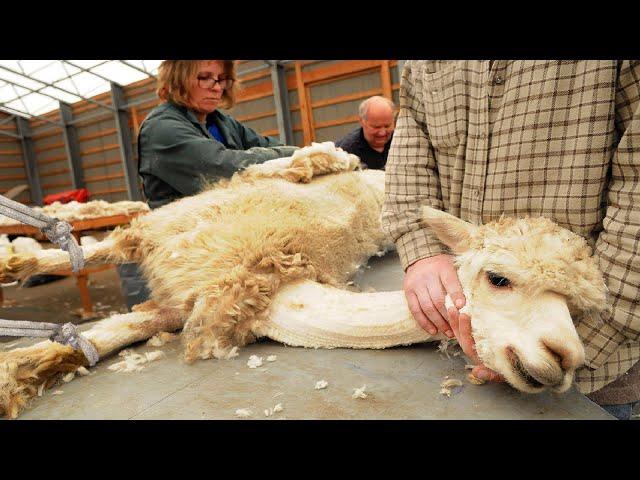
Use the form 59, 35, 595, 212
138, 102, 298, 209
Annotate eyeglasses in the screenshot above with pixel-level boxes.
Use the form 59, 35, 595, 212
197, 75, 234, 90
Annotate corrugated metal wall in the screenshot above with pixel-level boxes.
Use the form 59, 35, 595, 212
0, 111, 30, 204
1, 60, 403, 206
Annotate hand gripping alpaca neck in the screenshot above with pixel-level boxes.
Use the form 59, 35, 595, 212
259, 280, 447, 349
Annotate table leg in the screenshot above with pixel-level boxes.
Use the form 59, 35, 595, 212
76, 273, 94, 318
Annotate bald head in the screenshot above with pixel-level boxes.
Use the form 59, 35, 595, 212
358, 96, 396, 152
358, 96, 396, 121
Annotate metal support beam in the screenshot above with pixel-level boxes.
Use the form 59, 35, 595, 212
61, 60, 114, 85
270, 63, 294, 145
0, 129, 22, 140
110, 82, 142, 201
122, 95, 157, 110
0, 102, 62, 128
118, 61, 157, 79
59, 102, 85, 189
66, 108, 114, 126
239, 62, 272, 76
0, 64, 116, 113
0, 114, 16, 127
15, 117, 43, 206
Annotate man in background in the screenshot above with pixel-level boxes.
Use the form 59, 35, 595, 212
335, 96, 396, 170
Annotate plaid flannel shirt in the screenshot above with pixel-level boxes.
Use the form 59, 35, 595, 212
381, 60, 640, 394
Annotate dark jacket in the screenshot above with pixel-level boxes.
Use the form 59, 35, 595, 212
138, 102, 298, 209
335, 127, 392, 170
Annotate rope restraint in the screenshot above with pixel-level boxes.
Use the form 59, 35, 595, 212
0, 319, 99, 366
0, 194, 84, 272
0, 195, 92, 362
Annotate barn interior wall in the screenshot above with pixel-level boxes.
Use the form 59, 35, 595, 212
0, 111, 31, 204
5, 60, 402, 206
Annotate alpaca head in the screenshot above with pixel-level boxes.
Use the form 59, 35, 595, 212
421, 207, 608, 393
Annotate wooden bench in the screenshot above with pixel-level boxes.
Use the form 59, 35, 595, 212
0, 212, 146, 318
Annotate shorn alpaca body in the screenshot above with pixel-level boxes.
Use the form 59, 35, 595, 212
0, 143, 608, 418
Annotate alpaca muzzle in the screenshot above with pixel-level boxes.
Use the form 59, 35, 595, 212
505, 344, 578, 393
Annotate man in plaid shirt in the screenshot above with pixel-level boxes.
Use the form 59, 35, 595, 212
381, 61, 640, 419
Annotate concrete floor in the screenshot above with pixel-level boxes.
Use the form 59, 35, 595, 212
0, 252, 618, 420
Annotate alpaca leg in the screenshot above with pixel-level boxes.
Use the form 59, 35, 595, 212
181, 251, 317, 363
0, 237, 131, 281
0, 302, 184, 419
181, 276, 275, 363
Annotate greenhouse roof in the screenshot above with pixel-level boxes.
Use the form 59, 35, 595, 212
0, 60, 162, 119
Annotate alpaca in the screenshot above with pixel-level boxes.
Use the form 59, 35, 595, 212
0, 142, 608, 418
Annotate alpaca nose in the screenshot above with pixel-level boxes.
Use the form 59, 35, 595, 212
541, 338, 585, 371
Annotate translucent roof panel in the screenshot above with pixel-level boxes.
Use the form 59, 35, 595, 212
0, 60, 162, 118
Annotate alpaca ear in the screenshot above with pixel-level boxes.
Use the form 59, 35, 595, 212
421, 206, 477, 254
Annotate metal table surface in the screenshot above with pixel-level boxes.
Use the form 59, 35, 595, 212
14, 251, 613, 420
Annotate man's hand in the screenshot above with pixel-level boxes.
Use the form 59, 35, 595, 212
404, 254, 504, 383
403, 254, 466, 338
447, 307, 504, 383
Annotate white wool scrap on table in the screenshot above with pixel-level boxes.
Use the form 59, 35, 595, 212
37, 383, 45, 397
437, 339, 461, 359
235, 408, 253, 418
440, 378, 463, 397
108, 349, 165, 373
315, 380, 328, 390
62, 372, 75, 383
264, 403, 284, 417
352, 385, 368, 399
266, 355, 277, 362
146, 331, 179, 347
441, 378, 463, 389
108, 355, 146, 373
224, 346, 239, 359
145, 350, 165, 362
247, 355, 263, 368
76, 366, 91, 376
51, 390, 63, 395
146, 336, 164, 347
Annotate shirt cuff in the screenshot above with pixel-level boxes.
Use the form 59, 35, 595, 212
396, 228, 448, 271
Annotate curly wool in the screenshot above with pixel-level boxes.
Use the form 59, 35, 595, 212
458, 215, 608, 315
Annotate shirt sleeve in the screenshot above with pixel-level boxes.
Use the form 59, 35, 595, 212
145, 116, 297, 197
381, 60, 448, 270
231, 115, 298, 153
577, 60, 640, 369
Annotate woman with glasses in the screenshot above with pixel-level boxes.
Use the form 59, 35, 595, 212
138, 60, 298, 210
118, 60, 298, 311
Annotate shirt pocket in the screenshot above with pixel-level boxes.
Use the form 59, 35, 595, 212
422, 64, 468, 149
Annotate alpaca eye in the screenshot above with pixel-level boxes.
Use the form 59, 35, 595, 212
487, 271, 511, 288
